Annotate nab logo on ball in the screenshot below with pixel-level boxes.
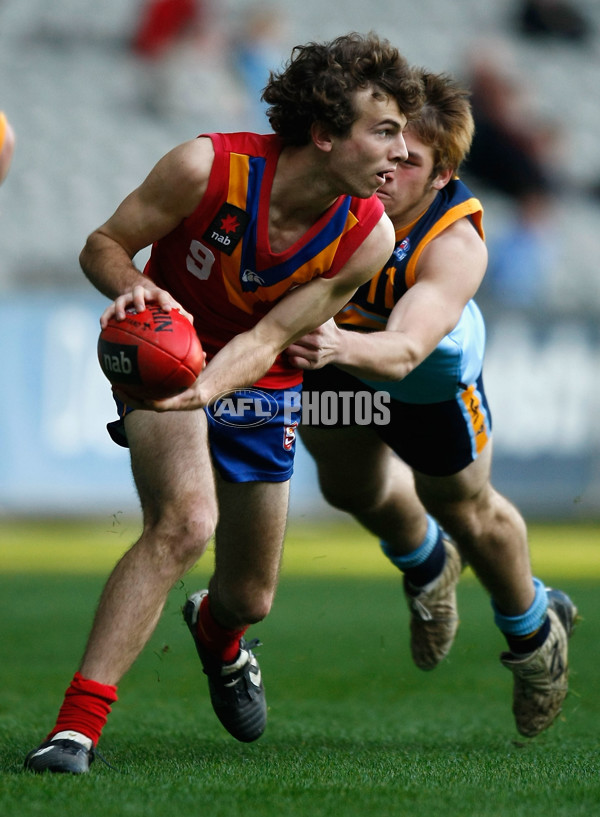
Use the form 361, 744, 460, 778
208, 389, 279, 427
98, 341, 142, 385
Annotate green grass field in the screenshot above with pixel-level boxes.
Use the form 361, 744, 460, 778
1, 516, 599, 817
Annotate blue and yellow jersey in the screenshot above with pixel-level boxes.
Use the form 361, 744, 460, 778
337, 179, 487, 404
337, 178, 484, 331
146, 132, 384, 388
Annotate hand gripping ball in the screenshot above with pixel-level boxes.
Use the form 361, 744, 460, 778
98, 304, 203, 400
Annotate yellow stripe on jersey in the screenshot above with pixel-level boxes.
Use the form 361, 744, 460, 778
460, 383, 489, 455
227, 152, 250, 208
364, 264, 396, 312
365, 270, 379, 305
405, 199, 485, 287
383, 265, 396, 309
336, 302, 387, 330
220, 152, 252, 313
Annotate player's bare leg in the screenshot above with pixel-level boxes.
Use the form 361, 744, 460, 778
210, 475, 289, 627
25, 409, 217, 773
301, 424, 576, 730
183, 477, 290, 742
412, 442, 535, 615
413, 440, 577, 736
81, 409, 218, 683
300, 425, 429, 550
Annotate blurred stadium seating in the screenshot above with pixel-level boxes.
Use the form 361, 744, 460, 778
1, 0, 600, 310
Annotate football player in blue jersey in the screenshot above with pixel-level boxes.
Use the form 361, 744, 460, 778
288, 69, 577, 739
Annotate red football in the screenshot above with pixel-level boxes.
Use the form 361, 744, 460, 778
97, 305, 203, 400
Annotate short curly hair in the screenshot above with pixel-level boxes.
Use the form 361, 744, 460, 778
408, 69, 474, 176
263, 32, 424, 146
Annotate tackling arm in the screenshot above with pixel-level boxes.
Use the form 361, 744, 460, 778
287, 216, 488, 381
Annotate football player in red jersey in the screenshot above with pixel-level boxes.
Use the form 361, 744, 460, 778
25, 33, 423, 773
289, 70, 577, 740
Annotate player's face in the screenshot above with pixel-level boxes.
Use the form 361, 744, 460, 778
376, 130, 448, 226
328, 88, 408, 198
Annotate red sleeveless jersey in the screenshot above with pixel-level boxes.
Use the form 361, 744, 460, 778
145, 132, 384, 388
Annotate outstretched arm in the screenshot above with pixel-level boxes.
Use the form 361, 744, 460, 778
150, 212, 396, 410
287, 216, 487, 380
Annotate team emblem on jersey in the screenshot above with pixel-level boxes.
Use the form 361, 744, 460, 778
242, 269, 266, 287
202, 203, 250, 256
394, 237, 410, 262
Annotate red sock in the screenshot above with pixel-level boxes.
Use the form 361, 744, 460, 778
197, 594, 247, 663
47, 672, 118, 746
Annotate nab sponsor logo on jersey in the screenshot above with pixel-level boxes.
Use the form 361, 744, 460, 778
202, 202, 250, 256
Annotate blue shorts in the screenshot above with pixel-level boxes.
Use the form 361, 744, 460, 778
301, 365, 492, 477
107, 386, 301, 483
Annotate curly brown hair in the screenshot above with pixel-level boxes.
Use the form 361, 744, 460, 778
263, 32, 424, 146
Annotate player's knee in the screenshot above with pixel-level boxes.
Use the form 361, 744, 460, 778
142, 504, 217, 569
429, 489, 507, 549
240, 593, 272, 625
174, 518, 216, 565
